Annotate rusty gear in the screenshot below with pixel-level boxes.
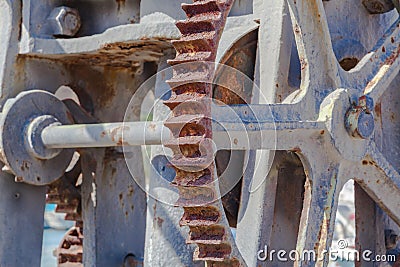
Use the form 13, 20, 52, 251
164, 0, 244, 265
46, 159, 83, 266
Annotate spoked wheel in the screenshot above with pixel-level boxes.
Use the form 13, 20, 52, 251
164, 0, 400, 266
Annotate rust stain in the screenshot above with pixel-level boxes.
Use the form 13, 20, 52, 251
157, 217, 164, 228
149, 123, 156, 131
116, 137, 129, 146
300, 58, 308, 70
374, 102, 382, 118
128, 185, 134, 197
294, 24, 300, 34
365, 78, 376, 91
384, 44, 400, 65
21, 161, 30, 171
213, 31, 257, 105
22, 39, 169, 71
110, 125, 130, 145
116, 0, 125, 12
365, 63, 390, 94
290, 147, 302, 153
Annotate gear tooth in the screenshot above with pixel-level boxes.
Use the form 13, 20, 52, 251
168, 51, 213, 65
171, 33, 216, 54
188, 225, 226, 244
182, 1, 222, 18
46, 194, 62, 203
176, 185, 216, 206
163, 93, 207, 111
164, 114, 210, 137
59, 263, 83, 267
65, 212, 82, 222
194, 243, 232, 261
164, 135, 204, 148
55, 203, 79, 214
169, 156, 213, 171
167, 72, 212, 89
180, 206, 221, 226
175, 15, 220, 35
165, 118, 211, 140
173, 167, 214, 186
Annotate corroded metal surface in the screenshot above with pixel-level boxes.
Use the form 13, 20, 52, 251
47, 158, 83, 266
0, 0, 399, 266
164, 0, 244, 265
55, 226, 84, 266
24, 40, 171, 69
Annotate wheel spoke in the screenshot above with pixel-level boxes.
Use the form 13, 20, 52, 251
213, 103, 326, 150
363, 52, 400, 103
344, 18, 400, 93
351, 161, 400, 226
258, 0, 294, 101
236, 150, 278, 266
286, 0, 340, 97
362, 19, 400, 103
366, 143, 400, 189
346, 143, 400, 225
237, 151, 307, 266
295, 152, 343, 266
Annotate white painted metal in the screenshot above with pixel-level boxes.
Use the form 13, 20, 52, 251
0, 0, 399, 266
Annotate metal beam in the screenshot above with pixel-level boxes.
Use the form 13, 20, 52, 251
0, 168, 46, 266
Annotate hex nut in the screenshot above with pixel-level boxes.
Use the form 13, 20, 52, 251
48, 6, 81, 37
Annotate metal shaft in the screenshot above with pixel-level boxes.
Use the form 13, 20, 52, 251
40, 119, 322, 151
41, 121, 169, 149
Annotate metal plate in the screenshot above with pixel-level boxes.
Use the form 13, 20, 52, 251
0, 90, 74, 185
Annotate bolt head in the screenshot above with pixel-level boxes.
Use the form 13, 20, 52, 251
356, 111, 375, 139
346, 108, 375, 139
48, 6, 81, 37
